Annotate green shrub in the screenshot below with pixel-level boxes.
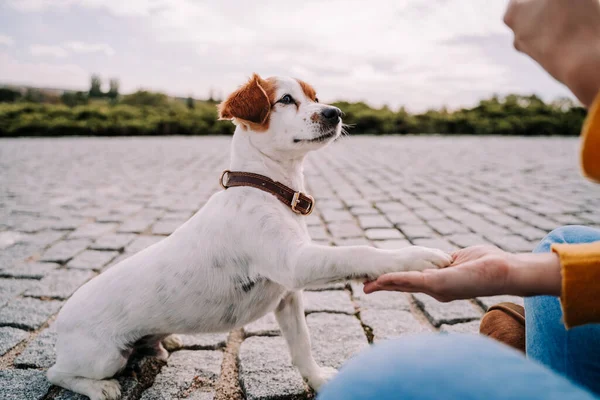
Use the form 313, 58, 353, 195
0, 93, 587, 137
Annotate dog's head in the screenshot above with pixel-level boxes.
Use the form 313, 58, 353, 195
218, 73, 342, 155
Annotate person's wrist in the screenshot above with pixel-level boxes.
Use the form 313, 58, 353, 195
507, 252, 562, 297
561, 37, 600, 108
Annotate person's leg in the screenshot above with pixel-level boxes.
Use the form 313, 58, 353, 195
526, 225, 600, 395
317, 334, 596, 400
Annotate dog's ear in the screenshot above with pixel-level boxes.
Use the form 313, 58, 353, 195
218, 73, 272, 130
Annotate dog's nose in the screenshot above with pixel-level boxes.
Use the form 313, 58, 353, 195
320, 107, 341, 124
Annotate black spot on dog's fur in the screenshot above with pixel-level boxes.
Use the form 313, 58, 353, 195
221, 304, 237, 325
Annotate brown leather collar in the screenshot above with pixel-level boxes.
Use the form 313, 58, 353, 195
219, 170, 315, 216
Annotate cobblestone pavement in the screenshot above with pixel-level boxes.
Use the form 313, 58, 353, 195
1, 136, 599, 400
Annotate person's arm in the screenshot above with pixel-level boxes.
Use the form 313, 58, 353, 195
363, 244, 600, 328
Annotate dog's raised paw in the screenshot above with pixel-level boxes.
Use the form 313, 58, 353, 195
402, 246, 453, 271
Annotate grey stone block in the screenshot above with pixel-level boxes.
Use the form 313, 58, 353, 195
320, 209, 354, 223
307, 313, 369, 369
349, 207, 379, 215
40, 239, 92, 263
126, 236, 164, 254
0, 326, 29, 355
244, 313, 280, 337
372, 239, 411, 249
411, 238, 457, 252
351, 282, 411, 310
14, 325, 57, 368
239, 336, 307, 400
25, 269, 94, 299
486, 235, 534, 252
413, 293, 482, 327
446, 233, 488, 248
307, 225, 329, 241
365, 228, 403, 240
69, 223, 118, 239
427, 219, 470, 235
0, 297, 63, 330
151, 219, 186, 236
179, 332, 229, 350
140, 350, 222, 400
49, 217, 88, 231
326, 222, 363, 239
361, 309, 431, 342
27, 230, 67, 248
0, 231, 28, 250
91, 233, 137, 251
440, 320, 481, 334
357, 215, 392, 229
413, 208, 446, 221
397, 224, 435, 240
119, 217, 159, 234
333, 238, 371, 247
67, 250, 119, 270
303, 291, 354, 315
0, 369, 52, 400
0, 278, 35, 308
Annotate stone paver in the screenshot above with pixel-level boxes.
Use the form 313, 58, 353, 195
0, 262, 59, 279
0, 369, 52, 399
412, 293, 483, 327
303, 290, 355, 315
66, 249, 120, 270
14, 326, 57, 368
1, 136, 599, 399
140, 350, 222, 400
0, 326, 29, 355
0, 297, 63, 330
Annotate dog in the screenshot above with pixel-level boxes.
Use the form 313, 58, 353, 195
47, 73, 452, 400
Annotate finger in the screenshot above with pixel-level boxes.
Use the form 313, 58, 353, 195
365, 271, 429, 293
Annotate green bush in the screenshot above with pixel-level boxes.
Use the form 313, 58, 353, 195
0, 93, 587, 137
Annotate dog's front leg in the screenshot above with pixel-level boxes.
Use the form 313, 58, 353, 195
275, 243, 452, 290
274, 291, 337, 392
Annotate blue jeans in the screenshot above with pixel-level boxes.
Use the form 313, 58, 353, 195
318, 226, 600, 400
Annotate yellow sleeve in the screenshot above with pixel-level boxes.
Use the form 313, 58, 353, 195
581, 91, 600, 183
547, 93, 600, 329
551, 242, 600, 328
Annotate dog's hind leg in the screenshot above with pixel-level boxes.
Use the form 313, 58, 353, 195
274, 291, 337, 392
47, 334, 128, 400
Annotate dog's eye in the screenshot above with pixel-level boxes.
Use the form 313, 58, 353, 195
315, 97, 319, 103
279, 94, 294, 105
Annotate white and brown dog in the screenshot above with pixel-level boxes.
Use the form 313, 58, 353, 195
47, 74, 452, 400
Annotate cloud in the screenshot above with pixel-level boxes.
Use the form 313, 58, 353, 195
5, 0, 575, 110
64, 41, 115, 56
0, 34, 14, 46
29, 41, 115, 58
0, 51, 88, 89
30, 44, 68, 58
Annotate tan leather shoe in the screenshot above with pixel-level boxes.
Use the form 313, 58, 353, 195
479, 302, 526, 353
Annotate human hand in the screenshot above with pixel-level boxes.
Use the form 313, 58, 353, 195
503, 0, 600, 107
363, 245, 562, 302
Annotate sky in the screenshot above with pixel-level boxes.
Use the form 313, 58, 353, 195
0, 0, 577, 112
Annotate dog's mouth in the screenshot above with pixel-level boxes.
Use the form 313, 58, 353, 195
293, 129, 338, 144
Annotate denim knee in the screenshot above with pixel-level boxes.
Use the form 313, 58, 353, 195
534, 225, 600, 253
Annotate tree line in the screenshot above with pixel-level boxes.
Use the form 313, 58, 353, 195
0, 75, 588, 137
